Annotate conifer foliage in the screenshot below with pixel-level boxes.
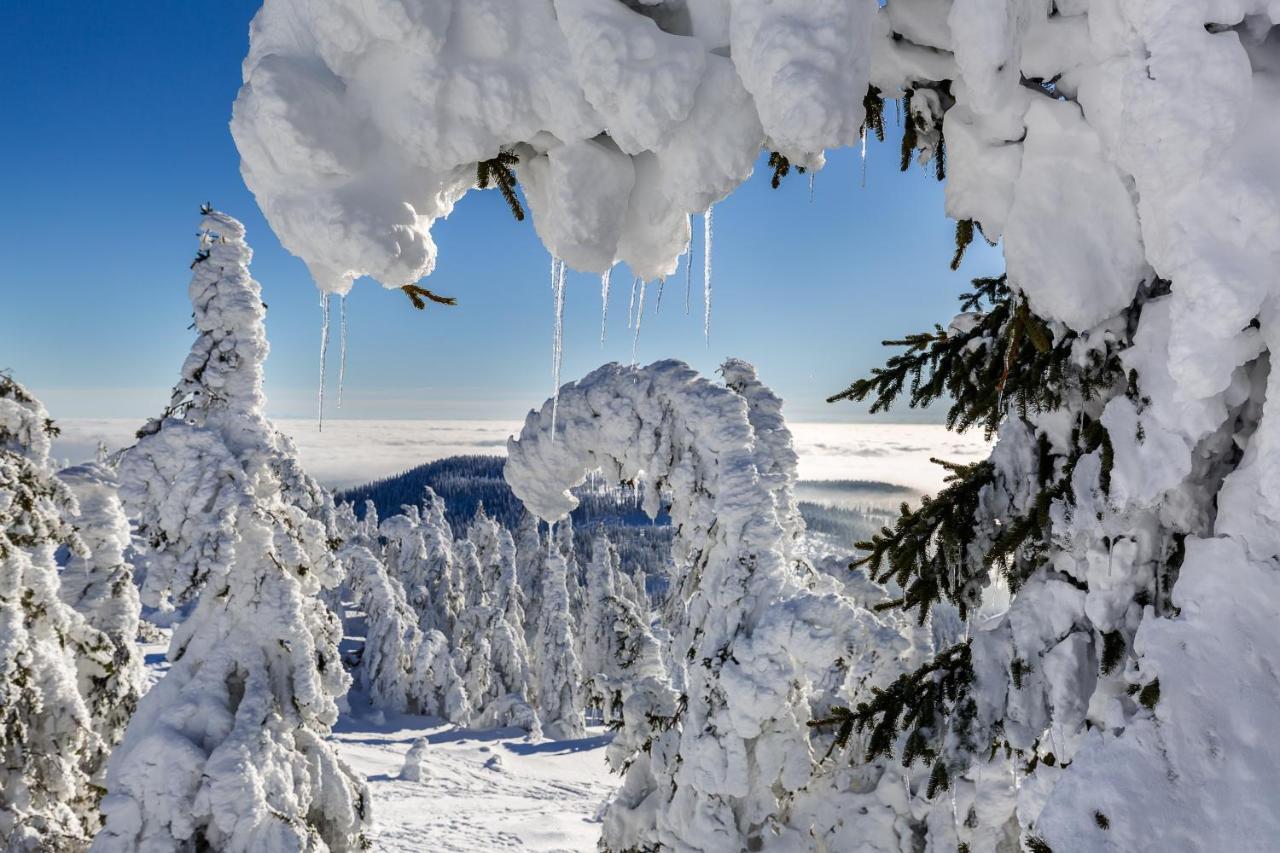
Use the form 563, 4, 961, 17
476, 149, 525, 221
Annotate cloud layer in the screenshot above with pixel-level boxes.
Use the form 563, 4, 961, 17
52, 419, 988, 494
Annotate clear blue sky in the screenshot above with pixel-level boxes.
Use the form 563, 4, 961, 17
1, 1, 1002, 424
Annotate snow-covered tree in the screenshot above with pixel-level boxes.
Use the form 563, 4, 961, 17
96, 209, 369, 852
381, 492, 465, 639
578, 533, 619, 685
343, 542, 421, 713
467, 505, 527, 634
580, 533, 668, 733
410, 627, 473, 724
343, 541, 471, 723
507, 360, 877, 851
452, 538, 540, 735
513, 510, 545, 646
57, 462, 145, 749
532, 549, 585, 740
552, 515, 584, 612
0, 374, 113, 849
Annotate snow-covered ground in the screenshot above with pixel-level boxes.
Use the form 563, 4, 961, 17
52, 418, 988, 493
332, 706, 614, 852
138, 632, 616, 853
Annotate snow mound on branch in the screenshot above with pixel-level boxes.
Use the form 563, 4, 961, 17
232, 0, 877, 291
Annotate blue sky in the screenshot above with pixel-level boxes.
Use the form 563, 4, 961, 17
1, 1, 1002, 424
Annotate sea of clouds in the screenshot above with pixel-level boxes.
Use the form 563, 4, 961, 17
52, 419, 990, 497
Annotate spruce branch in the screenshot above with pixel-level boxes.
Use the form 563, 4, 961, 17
476, 149, 525, 221
827, 274, 1107, 440
861, 85, 887, 142
401, 284, 457, 311
767, 151, 806, 189
852, 459, 995, 620
811, 642, 976, 798
951, 219, 975, 271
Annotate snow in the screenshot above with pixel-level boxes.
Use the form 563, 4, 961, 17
322, 713, 613, 853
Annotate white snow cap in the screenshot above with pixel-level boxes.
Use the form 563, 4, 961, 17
232, 0, 878, 292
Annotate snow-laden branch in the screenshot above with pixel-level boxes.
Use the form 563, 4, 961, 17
232, 0, 877, 291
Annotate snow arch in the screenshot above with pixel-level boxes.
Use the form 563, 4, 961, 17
506, 359, 861, 851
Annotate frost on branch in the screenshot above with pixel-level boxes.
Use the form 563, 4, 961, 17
97, 210, 369, 852
506, 359, 872, 851
0, 374, 112, 849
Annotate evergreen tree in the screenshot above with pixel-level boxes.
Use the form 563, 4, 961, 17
343, 543, 421, 714
513, 510, 545, 647
0, 374, 113, 849
580, 533, 667, 728
380, 498, 464, 639
96, 209, 369, 852
57, 462, 145, 752
452, 538, 540, 734
533, 550, 586, 740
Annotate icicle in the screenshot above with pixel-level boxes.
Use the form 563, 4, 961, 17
860, 127, 869, 189
703, 206, 714, 343
632, 280, 648, 364
808, 170, 815, 202
654, 277, 665, 314
551, 259, 567, 439
684, 239, 693, 315
895, 96, 901, 127
337, 294, 348, 409
318, 292, 330, 431
627, 276, 639, 328
600, 267, 612, 346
